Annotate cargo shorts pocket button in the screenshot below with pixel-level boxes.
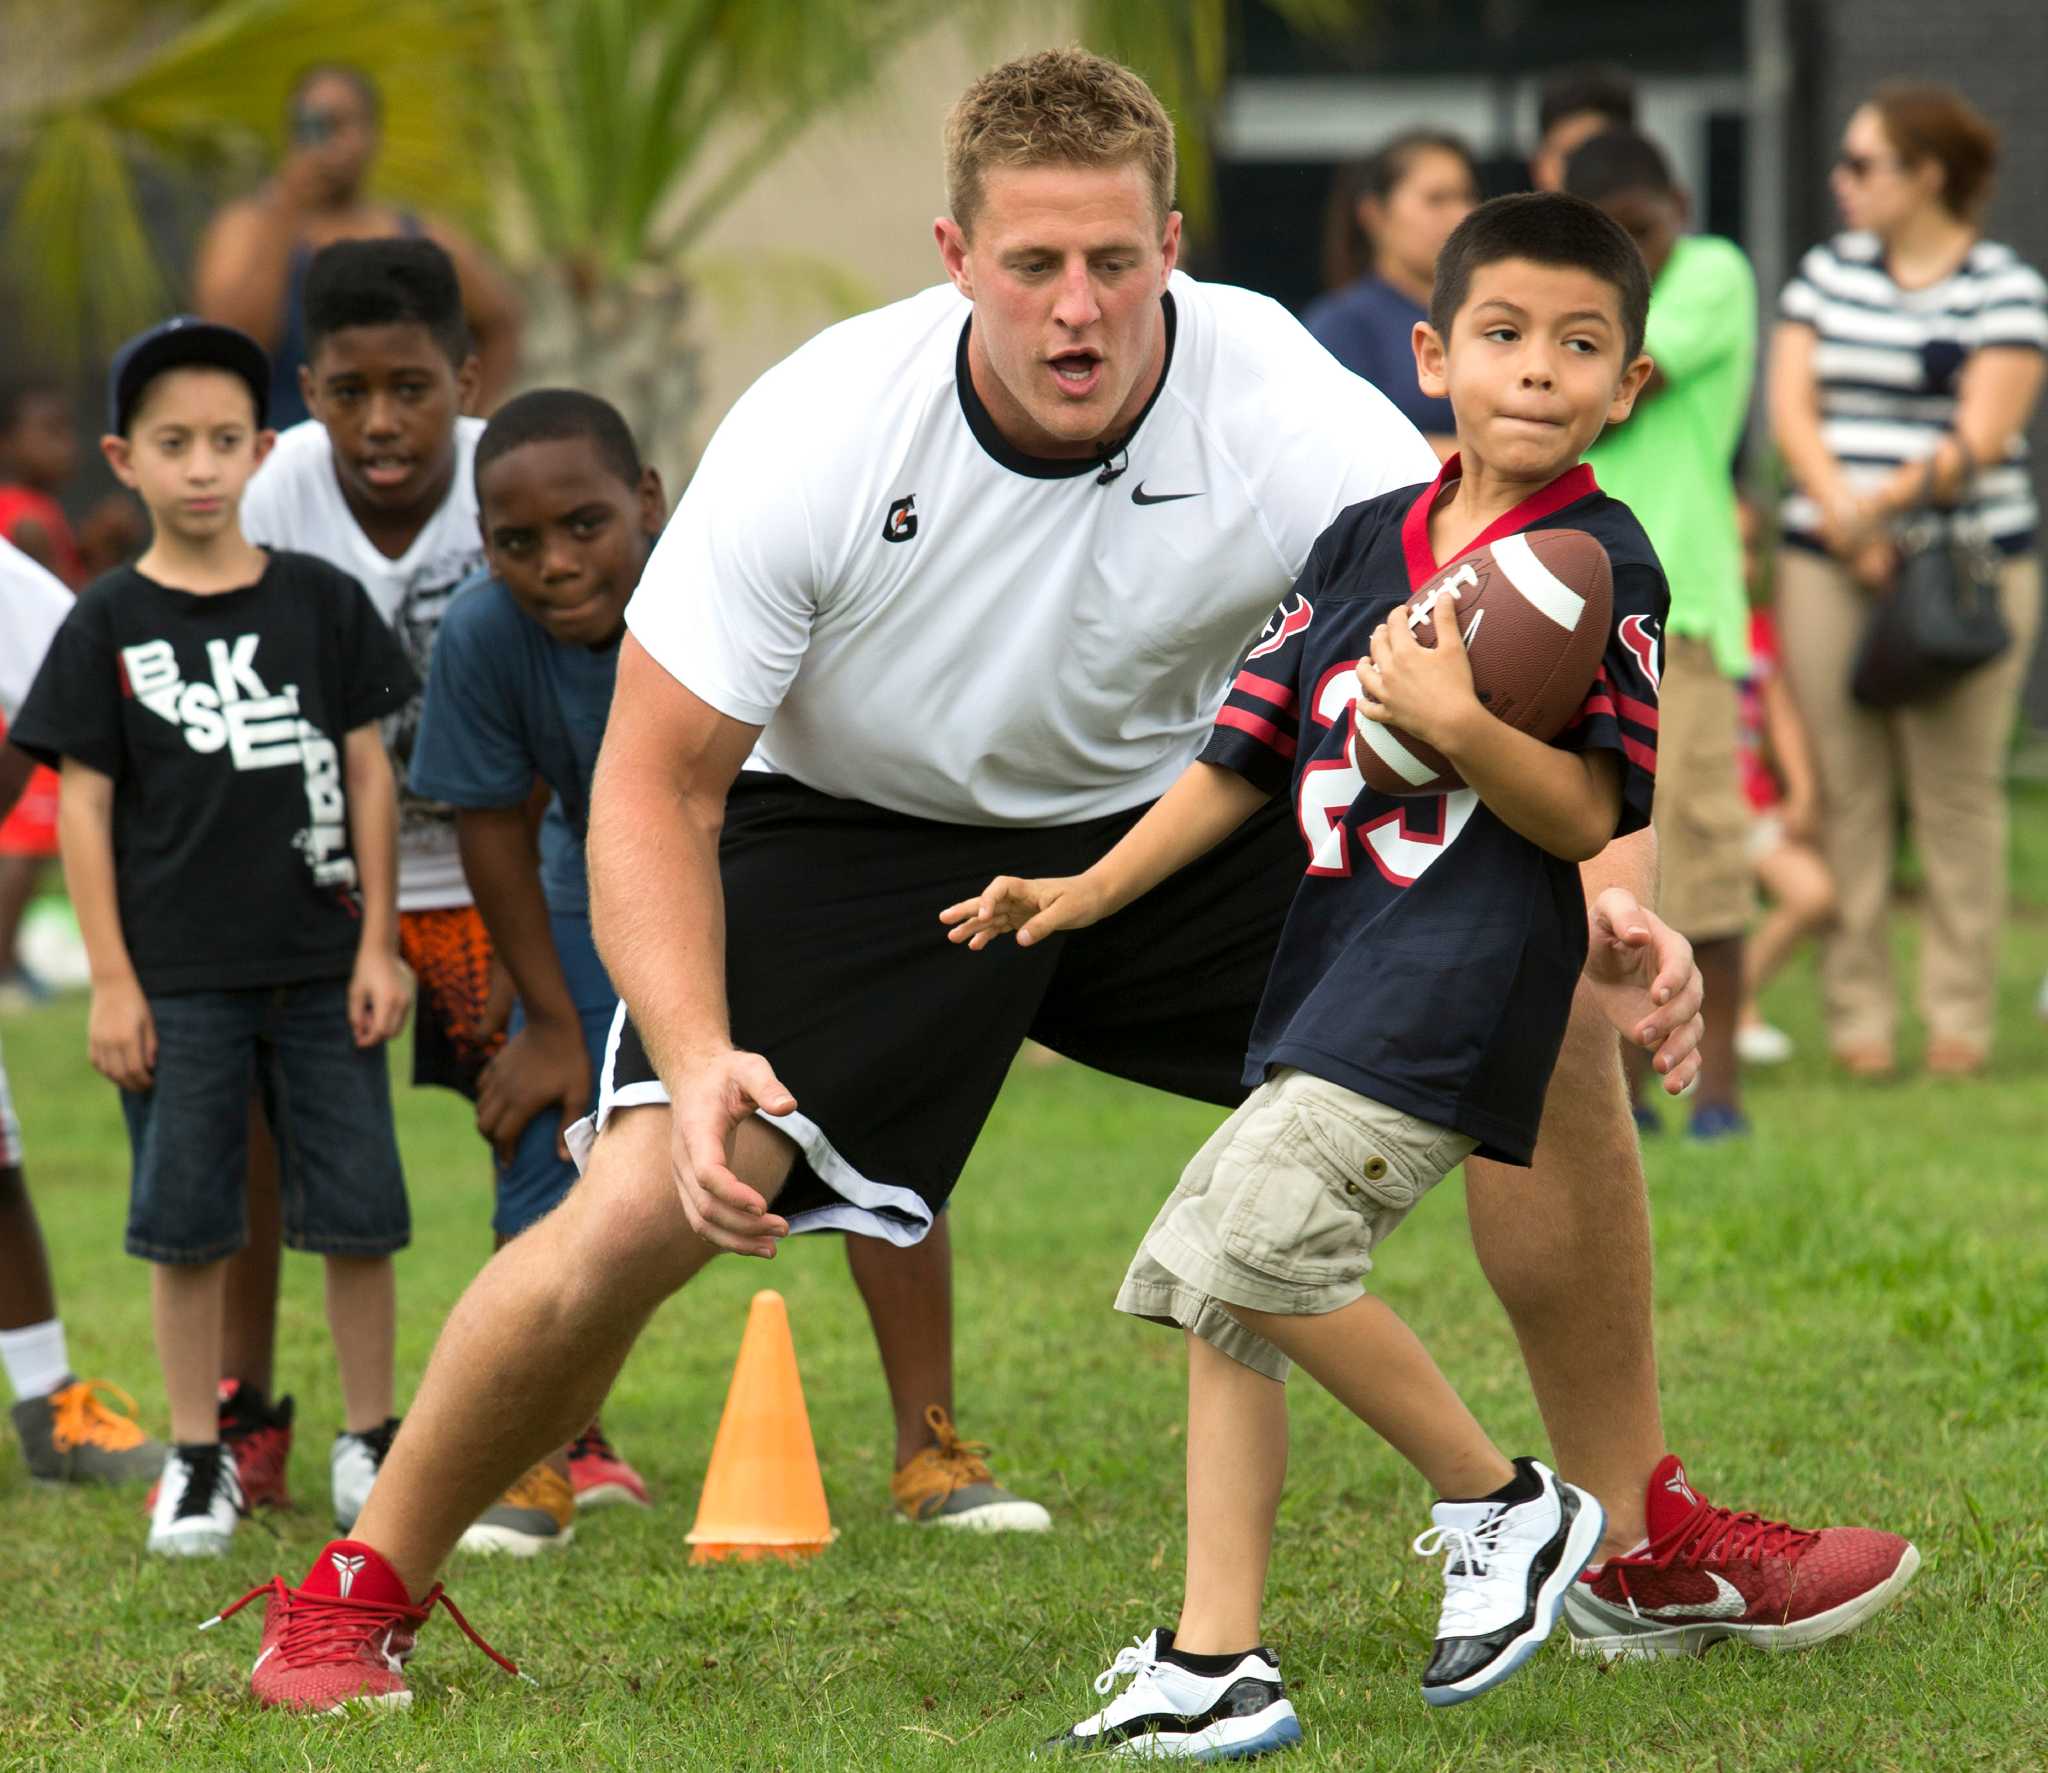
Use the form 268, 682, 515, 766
1344, 1181, 1361, 1196
1362, 1155, 1389, 1183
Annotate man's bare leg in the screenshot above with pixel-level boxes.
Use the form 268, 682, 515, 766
844, 1215, 954, 1466
1466, 977, 1662, 1558
352, 1107, 796, 1596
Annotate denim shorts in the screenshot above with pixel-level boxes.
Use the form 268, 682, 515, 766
121, 980, 409, 1264
495, 906, 618, 1241
1116, 1067, 1477, 1382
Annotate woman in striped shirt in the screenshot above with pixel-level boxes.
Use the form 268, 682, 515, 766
1767, 83, 2045, 1078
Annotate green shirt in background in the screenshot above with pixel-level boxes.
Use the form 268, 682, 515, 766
1585, 234, 1756, 678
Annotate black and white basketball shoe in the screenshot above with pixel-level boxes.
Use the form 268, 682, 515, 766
1041, 1629, 1302, 1760
1412, 1456, 1605, 1706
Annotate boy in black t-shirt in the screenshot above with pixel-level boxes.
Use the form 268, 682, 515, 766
944, 194, 1667, 1749
11, 319, 417, 1559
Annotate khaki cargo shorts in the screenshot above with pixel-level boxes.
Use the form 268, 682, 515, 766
1115, 1067, 1478, 1381
1651, 634, 1755, 942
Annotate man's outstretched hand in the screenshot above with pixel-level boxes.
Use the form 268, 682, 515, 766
667, 1048, 796, 1258
1583, 887, 1705, 1095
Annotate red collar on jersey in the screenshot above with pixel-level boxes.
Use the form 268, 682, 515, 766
1400, 454, 1599, 591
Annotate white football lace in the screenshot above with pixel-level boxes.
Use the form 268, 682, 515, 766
1413, 1516, 1510, 1633
1094, 1637, 1159, 1696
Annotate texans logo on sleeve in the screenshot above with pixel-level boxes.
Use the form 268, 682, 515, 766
1619, 613, 1661, 689
1247, 594, 1313, 661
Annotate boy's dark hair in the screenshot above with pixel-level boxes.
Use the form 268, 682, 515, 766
475, 389, 643, 498
288, 62, 382, 126
0, 375, 66, 436
1320, 129, 1481, 291
303, 237, 469, 367
1560, 128, 1678, 204
1430, 192, 1651, 364
1537, 66, 1636, 139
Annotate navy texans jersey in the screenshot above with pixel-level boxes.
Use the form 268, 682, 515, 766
1199, 459, 1667, 1163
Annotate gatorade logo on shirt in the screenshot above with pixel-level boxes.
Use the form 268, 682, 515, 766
119, 634, 354, 888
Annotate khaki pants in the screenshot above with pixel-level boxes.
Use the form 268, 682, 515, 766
1651, 635, 1755, 942
1775, 548, 2041, 1052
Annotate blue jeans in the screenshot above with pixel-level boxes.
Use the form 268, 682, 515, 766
122, 980, 408, 1264
495, 908, 617, 1240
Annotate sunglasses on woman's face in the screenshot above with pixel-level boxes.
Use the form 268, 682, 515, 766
1834, 151, 1895, 181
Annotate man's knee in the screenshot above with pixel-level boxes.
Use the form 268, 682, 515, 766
551, 1106, 799, 1296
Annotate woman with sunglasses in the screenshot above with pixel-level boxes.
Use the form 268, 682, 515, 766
1766, 84, 2044, 1079
194, 64, 523, 429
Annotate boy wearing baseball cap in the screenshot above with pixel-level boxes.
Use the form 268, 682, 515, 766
9, 319, 417, 1555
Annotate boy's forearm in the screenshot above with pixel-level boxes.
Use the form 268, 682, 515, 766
1436, 708, 1620, 863
1089, 761, 1271, 915
344, 734, 400, 950
457, 805, 579, 1026
56, 769, 138, 986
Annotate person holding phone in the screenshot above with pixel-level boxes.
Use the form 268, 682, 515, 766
194, 64, 523, 429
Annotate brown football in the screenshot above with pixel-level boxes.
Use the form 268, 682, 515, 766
1351, 528, 1613, 797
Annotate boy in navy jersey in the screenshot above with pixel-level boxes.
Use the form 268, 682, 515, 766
946, 193, 1666, 1750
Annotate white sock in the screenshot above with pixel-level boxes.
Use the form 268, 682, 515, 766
0, 1318, 71, 1403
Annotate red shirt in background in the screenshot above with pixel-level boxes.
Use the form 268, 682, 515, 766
1737, 608, 1780, 814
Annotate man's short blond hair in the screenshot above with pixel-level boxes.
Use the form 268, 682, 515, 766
945, 48, 1177, 237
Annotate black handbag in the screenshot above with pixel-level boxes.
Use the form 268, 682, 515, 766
1849, 458, 2011, 710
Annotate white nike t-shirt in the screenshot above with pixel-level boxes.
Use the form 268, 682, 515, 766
1, 537, 75, 722
242, 418, 487, 908
626, 271, 1437, 827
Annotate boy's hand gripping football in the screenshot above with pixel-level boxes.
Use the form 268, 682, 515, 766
940, 873, 1110, 950
1356, 589, 1481, 754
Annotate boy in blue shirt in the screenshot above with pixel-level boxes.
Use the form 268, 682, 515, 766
410, 391, 664, 1545
945, 193, 1667, 1751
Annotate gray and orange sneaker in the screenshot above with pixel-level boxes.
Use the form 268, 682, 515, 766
890, 1404, 1050, 1532
458, 1460, 576, 1556
11, 1378, 163, 1485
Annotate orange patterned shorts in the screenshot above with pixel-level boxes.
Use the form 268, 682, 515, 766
399, 905, 506, 1098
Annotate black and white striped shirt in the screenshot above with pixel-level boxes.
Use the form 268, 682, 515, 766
1779, 232, 2047, 554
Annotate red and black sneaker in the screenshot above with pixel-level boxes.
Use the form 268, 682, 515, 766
206, 1539, 522, 1713
566, 1421, 651, 1511
1564, 1454, 1920, 1659
145, 1380, 293, 1514
220, 1381, 295, 1510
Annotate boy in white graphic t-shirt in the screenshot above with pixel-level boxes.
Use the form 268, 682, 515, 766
208, 241, 493, 1513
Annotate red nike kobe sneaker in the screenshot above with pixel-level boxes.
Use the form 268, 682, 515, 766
206, 1539, 521, 1712
1564, 1455, 1920, 1659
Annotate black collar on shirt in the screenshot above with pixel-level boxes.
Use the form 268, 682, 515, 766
954, 292, 1178, 480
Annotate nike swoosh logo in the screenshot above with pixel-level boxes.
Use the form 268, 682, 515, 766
1131, 484, 1202, 505
252, 1645, 278, 1675
1637, 1572, 1748, 1620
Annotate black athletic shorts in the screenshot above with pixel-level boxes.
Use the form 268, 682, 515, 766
585, 772, 1299, 1244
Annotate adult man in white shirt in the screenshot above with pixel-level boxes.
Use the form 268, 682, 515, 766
238, 51, 1910, 1712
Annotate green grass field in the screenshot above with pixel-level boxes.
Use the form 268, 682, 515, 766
3, 803, 2046, 1771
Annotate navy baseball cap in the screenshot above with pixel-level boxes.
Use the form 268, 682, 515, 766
108, 316, 270, 435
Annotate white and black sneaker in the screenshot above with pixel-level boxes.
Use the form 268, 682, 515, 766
146, 1442, 244, 1557
1413, 1457, 1604, 1706
331, 1416, 400, 1534
1042, 1629, 1302, 1760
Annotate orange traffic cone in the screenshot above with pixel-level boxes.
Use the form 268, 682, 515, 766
686, 1290, 836, 1564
